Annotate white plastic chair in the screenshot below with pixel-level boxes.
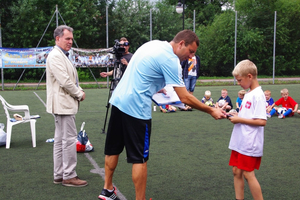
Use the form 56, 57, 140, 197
0, 95, 36, 149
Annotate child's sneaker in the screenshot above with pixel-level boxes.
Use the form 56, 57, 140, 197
98, 187, 120, 200
266, 113, 271, 118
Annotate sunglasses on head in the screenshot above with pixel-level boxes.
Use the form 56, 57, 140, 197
121, 42, 130, 46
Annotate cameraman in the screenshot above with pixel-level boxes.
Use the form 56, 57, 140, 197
100, 37, 133, 78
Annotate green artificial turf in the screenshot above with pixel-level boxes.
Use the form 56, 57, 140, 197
0, 84, 300, 199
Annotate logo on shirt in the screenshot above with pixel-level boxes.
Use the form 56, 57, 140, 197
245, 101, 252, 109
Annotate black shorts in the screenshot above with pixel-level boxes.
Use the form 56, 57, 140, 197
104, 106, 152, 163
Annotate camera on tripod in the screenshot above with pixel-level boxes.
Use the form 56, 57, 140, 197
111, 40, 125, 61
101, 39, 126, 134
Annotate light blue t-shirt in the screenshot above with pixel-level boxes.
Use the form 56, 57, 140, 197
110, 40, 185, 120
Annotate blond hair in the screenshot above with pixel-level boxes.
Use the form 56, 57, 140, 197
205, 90, 211, 96
280, 88, 288, 94
264, 90, 271, 95
221, 89, 228, 92
232, 59, 257, 78
238, 90, 246, 96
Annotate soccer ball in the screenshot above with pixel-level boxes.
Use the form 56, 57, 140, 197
229, 109, 237, 114
218, 99, 226, 107
277, 107, 287, 115
205, 101, 213, 107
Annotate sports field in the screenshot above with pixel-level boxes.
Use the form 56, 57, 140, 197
0, 84, 300, 199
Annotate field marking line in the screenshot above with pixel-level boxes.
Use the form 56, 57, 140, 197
33, 91, 127, 200
33, 92, 55, 118
85, 153, 127, 200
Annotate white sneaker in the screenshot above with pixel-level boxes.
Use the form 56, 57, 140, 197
267, 113, 271, 118
278, 114, 283, 119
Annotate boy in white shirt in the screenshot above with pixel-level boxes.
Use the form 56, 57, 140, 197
227, 60, 267, 200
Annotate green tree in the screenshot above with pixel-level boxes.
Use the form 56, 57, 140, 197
151, 0, 189, 41
197, 0, 300, 76
235, 0, 300, 75
273, 0, 300, 75
2, 0, 300, 79
165, 0, 232, 26
235, 0, 276, 75
108, 0, 153, 52
1, 0, 103, 80
2, 0, 102, 48
108, 0, 186, 52
93, 0, 116, 49
197, 11, 235, 76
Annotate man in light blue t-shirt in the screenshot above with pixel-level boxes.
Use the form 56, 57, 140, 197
98, 30, 226, 200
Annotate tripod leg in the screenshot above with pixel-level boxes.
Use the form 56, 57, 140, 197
101, 61, 121, 134
101, 79, 115, 134
102, 80, 113, 134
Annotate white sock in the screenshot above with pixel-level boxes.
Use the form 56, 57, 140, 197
107, 188, 114, 193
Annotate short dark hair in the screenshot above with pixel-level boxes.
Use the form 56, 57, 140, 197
53, 25, 73, 39
172, 30, 199, 47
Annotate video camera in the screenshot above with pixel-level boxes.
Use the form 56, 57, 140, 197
111, 40, 125, 60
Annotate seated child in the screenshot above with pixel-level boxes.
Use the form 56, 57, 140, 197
270, 88, 298, 119
159, 104, 177, 113
235, 90, 246, 112
216, 89, 233, 111
179, 105, 193, 111
264, 90, 276, 118
201, 90, 214, 107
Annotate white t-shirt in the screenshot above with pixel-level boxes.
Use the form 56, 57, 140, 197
228, 86, 267, 157
110, 40, 185, 120
187, 56, 197, 76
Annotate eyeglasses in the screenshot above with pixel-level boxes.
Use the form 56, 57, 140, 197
120, 42, 130, 46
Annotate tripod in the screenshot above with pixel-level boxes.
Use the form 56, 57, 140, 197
101, 58, 125, 134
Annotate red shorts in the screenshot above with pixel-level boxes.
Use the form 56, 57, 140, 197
229, 150, 261, 171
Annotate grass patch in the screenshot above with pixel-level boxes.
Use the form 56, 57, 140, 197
0, 85, 300, 199
2, 78, 300, 91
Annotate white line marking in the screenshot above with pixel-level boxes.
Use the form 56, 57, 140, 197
33, 91, 127, 200
33, 92, 55, 118
85, 153, 127, 200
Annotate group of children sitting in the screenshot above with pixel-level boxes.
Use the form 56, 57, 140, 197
201, 89, 233, 111
202, 88, 299, 119
158, 85, 299, 119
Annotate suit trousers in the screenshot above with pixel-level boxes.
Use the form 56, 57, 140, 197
53, 114, 78, 180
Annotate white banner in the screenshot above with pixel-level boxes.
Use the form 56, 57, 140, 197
70, 47, 115, 68
0, 47, 116, 68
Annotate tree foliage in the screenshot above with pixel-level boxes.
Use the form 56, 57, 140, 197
109, 0, 153, 51
2, 0, 102, 48
234, 0, 300, 76
197, 11, 235, 76
165, 0, 232, 26
198, 0, 300, 76
108, 0, 185, 52
1, 0, 300, 79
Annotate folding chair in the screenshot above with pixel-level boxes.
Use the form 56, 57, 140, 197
0, 95, 37, 149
